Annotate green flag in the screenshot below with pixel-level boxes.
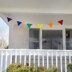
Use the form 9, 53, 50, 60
27, 23, 32, 28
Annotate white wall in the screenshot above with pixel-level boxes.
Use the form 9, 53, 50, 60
9, 24, 29, 49
1, 13, 72, 49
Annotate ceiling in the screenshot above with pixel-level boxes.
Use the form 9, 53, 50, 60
0, 0, 72, 13
0, 0, 72, 25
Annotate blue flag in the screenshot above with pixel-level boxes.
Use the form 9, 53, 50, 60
17, 21, 22, 26
7, 17, 12, 22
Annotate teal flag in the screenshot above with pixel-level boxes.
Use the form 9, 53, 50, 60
27, 23, 32, 28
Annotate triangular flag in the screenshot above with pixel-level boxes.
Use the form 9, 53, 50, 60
27, 23, 32, 28
17, 21, 22, 26
58, 20, 63, 25
7, 17, 12, 22
48, 22, 54, 27
37, 24, 43, 29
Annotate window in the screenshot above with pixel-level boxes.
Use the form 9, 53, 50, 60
66, 29, 72, 50
29, 29, 63, 50
42, 30, 63, 50
29, 29, 39, 49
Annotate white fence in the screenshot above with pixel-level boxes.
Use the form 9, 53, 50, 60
0, 49, 72, 72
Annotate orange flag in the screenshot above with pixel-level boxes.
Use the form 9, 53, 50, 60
48, 22, 54, 27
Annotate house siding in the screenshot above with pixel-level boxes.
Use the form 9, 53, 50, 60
7, 14, 72, 49
9, 24, 29, 49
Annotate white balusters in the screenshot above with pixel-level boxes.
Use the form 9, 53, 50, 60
1, 51, 3, 72
69, 52, 71, 64
15, 51, 17, 63
20, 51, 21, 64
38, 55, 40, 67
47, 53, 49, 69
65, 53, 67, 72
5, 51, 8, 72
10, 54, 12, 64
60, 54, 63, 72
33, 55, 35, 66
29, 55, 31, 66
42, 55, 44, 67
0, 49, 72, 72
56, 52, 58, 67
24, 55, 26, 66
51, 52, 53, 67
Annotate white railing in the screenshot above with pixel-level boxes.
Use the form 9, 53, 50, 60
0, 49, 72, 72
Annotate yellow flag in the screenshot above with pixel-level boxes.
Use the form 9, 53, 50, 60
37, 24, 43, 29
48, 22, 54, 27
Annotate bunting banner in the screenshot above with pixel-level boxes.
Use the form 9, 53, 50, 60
6, 17, 64, 28
58, 20, 63, 25
17, 21, 22, 26
7, 17, 12, 22
48, 22, 54, 27
27, 23, 32, 28
37, 24, 43, 29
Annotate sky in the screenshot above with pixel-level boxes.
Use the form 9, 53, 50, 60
0, 17, 9, 45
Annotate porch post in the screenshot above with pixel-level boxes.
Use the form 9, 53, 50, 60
63, 28, 66, 50
39, 29, 42, 49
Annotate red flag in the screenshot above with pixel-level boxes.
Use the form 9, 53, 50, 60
58, 20, 63, 25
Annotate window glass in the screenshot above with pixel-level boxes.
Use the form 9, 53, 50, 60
29, 29, 39, 49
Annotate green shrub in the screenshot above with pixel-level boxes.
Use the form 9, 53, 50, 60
6, 64, 36, 72
6, 64, 18, 72
37, 66, 46, 72
67, 64, 72, 72
15, 66, 31, 72
6, 64, 58, 72
46, 67, 58, 72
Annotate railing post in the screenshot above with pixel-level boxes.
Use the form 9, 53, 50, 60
24, 55, 26, 66
1, 51, 3, 72
60, 54, 63, 72
56, 52, 58, 67
29, 55, 31, 66
51, 52, 53, 67
69, 54, 71, 64
15, 51, 17, 63
69, 51, 71, 64
42, 55, 44, 67
47, 53, 49, 69
33, 54, 35, 67
38, 55, 40, 67
65, 51, 67, 72
10, 54, 12, 64
20, 51, 21, 64
5, 51, 8, 72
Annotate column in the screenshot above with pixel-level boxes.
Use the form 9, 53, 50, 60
63, 28, 66, 50
39, 29, 42, 49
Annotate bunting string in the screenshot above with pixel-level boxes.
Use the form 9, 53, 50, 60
7, 17, 63, 29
